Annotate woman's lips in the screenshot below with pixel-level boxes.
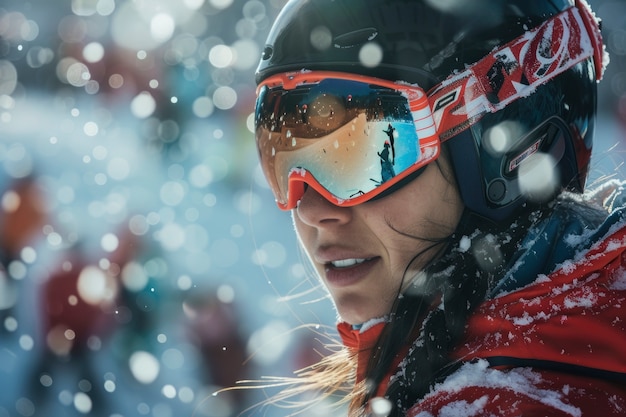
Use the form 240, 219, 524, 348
323, 257, 380, 287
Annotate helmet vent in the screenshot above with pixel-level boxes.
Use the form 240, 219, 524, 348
333, 28, 378, 48
487, 180, 507, 203
262, 46, 273, 61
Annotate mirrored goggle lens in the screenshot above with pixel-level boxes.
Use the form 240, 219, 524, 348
255, 72, 440, 210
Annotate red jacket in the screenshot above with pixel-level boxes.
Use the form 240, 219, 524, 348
339, 223, 626, 416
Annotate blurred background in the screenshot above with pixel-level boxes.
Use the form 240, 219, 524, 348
0, 0, 624, 416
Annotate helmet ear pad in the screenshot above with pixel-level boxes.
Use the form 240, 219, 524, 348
444, 59, 596, 222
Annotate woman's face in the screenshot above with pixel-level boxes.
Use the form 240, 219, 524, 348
293, 156, 464, 325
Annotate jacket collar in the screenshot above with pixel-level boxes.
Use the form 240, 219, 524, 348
337, 319, 387, 384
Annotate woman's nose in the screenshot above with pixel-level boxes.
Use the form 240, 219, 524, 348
295, 185, 352, 227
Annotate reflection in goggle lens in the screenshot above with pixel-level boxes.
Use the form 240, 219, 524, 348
255, 72, 440, 210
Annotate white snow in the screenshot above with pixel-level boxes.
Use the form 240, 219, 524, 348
419, 360, 582, 417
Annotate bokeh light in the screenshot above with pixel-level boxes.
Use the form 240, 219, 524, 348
518, 153, 560, 203
129, 351, 160, 384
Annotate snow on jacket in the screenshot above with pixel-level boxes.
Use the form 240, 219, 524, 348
339, 207, 626, 416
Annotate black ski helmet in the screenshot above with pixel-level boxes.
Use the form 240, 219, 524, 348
256, 0, 606, 222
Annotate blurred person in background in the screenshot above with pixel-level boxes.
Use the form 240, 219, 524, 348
1, 1, 285, 415
248, 0, 626, 416
184, 289, 252, 415
0, 175, 201, 417
0, 177, 48, 330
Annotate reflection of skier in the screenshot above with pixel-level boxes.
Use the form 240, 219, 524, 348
295, 104, 308, 123
378, 141, 396, 183
383, 123, 396, 164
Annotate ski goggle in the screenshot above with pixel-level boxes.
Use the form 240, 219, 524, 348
255, 71, 440, 210
255, 2, 604, 211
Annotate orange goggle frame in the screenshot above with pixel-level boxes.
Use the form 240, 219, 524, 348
256, 72, 439, 209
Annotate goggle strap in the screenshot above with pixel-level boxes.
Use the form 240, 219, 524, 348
576, 0, 606, 80
429, 4, 604, 142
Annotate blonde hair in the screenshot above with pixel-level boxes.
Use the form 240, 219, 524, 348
224, 326, 368, 416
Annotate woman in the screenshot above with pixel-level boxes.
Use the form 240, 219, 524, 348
251, 0, 626, 415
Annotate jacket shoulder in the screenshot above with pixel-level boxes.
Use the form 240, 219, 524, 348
454, 216, 626, 381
